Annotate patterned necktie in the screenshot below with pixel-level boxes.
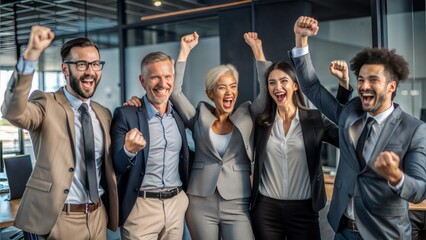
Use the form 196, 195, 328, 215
356, 117, 375, 169
79, 103, 98, 203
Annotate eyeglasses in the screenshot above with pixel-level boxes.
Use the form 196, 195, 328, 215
64, 60, 105, 71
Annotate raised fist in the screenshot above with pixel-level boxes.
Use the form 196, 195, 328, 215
294, 16, 319, 38
178, 32, 199, 61
124, 128, 147, 154
24, 25, 55, 61
243, 32, 265, 61
330, 60, 349, 89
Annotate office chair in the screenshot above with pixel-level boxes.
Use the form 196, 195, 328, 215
3, 154, 33, 200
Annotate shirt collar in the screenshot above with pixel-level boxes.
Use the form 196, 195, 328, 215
366, 102, 394, 125
143, 95, 173, 120
63, 86, 91, 111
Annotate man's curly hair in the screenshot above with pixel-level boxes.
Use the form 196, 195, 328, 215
350, 48, 409, 99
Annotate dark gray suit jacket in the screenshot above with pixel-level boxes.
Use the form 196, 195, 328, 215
290, 52, 426, 239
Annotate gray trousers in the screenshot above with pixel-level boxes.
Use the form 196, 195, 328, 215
185, 190, 254, 240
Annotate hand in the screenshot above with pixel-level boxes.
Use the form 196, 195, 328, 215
294, 16, 319, 37
330, 60, 350, 89
123, 96, 142, 107
24, 25, 55, 61
124, 128, 146, 153
243, 32, 266, 61
294, 16, 319, 48
177, 32, 199, 61
374, 151, 403, 186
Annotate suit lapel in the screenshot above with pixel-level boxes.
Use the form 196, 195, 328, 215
137, 100, 150, 163
299, 109, 315, 175
256, 122, 273, 178
345, 99, 366, 171
367, 106, 402, 169
230, 103, 253, 161
54, 88, 77, 161
199, 104, 222, 160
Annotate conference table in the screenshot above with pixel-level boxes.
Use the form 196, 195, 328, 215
324, 173, 426, 210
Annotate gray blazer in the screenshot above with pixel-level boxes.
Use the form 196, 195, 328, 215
170, 61, 266, 200
290, 52, 426, 239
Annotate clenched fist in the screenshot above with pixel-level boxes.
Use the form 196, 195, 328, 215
24, 25, 55, 61
124, 128, 147, 153
330, 60, 350, 89
374, 151, 403, 186
243, 32, 265, 61
294, 16, 319, 38
177, 32, 199, 61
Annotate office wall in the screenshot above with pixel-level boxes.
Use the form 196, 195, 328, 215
92, 48, 121, 113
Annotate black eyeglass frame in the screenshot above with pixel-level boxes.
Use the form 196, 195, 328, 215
64, 60, 105, 71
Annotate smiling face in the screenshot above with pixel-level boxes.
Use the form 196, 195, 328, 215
62, 46, 101, 101
140, 60, 174, 111
357, 64, 396, 115
207, 73, 238, 115
267, 69, 298, 108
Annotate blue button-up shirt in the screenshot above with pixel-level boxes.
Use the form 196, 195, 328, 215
139, 96, 182, 191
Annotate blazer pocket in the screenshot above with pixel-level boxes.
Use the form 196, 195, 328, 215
371, 204, 406, 217
192, 162, 204, 169
233, 163, 250, 171
26, 177, 52, 192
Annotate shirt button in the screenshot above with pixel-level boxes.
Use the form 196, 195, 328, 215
69, 167, 74, 172
218, 162, 223, 165
64, 189, 69, 194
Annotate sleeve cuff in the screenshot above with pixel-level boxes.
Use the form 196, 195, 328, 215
291, 45, 309, 58
17, 56, 38, 74
123, 145, 137, 163
388, 174, 404, 191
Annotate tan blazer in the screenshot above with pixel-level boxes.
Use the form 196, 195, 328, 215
1, 71, 118, 235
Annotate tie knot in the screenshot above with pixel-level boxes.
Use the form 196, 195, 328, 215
365, 117, 375, 127
79, 103, 89, 113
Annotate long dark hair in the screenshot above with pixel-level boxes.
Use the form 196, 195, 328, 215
256, 61, 307, 127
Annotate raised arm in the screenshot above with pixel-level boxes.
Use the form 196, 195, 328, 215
330, 60, 353, 105
1, 26, 55, 130
243, 32, 266, 62
170, 32, 199, 129
243, 32, 268, 116
289, 16, 344, 123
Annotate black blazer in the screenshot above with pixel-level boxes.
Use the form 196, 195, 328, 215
252, 108, 339, 212
251, 84, 352, 212
110, 97, 190, 226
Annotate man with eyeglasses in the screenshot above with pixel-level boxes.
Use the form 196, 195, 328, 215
1, 25, 118, 239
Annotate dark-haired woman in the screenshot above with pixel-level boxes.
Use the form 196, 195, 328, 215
244, 32, 352, 240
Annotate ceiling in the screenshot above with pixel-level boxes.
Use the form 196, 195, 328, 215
0, 0, 374, 70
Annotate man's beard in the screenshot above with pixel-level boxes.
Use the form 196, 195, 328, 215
69, 69, 99, 99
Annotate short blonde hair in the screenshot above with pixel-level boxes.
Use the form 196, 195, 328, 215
205, 64, 239, 91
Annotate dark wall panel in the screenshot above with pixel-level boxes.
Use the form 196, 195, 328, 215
218, 1, 312, 104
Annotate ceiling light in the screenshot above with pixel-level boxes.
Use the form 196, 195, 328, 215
154, 0, 162, 7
